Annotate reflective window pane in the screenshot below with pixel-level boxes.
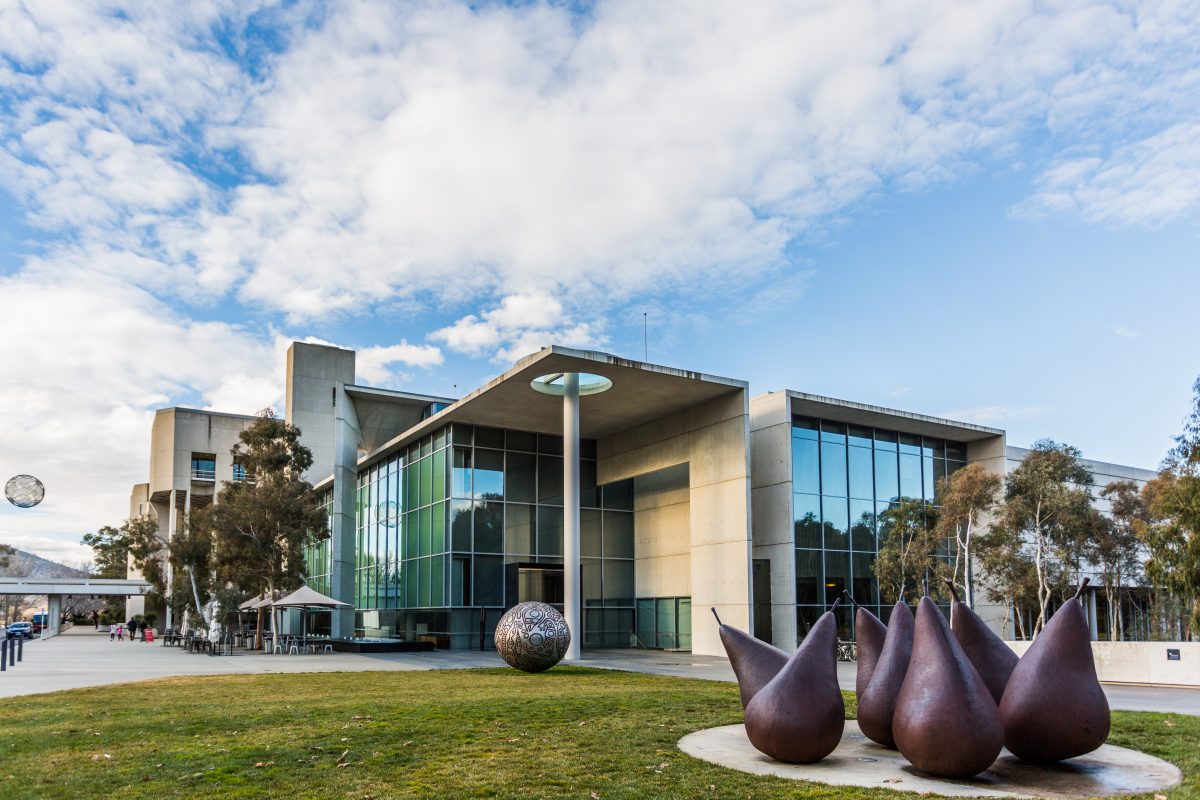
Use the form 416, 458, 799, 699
537, 505, 563, 557
852, 552, 877, 606
475, 426, 504, 449
847, 425, 872, 448
795, 550, 822, 603
848, 446, 873, 499
505, 503, 534, 555
474, 501, 503, 553
794, 494, 822, 548
792, 436, 820, 494
581, 508, 602, 558
474, 449, 504, 500
822, 496, 849, 550
824, 550, 849, 606
793, 416, 819, 440
850, 499, 876, 551
451, 448, 472, 499
505, 451, 535, 503
820, 420, 847, 443
537, 455, 563, 505
899, 453, 922, 499
820, 442, 847, 497
875, 448, 899, 503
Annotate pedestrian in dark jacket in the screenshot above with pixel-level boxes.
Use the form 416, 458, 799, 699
126, 619, 137, 641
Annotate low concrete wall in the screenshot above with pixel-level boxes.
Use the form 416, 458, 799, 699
1005, 641, 1200, 687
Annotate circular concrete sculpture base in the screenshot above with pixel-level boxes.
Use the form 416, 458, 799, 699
679, 722, 1180, 799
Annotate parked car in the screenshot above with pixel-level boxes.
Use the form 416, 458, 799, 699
6, 622, 32, 639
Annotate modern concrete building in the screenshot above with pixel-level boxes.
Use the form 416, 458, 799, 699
129, 341, 1157, 658
126, 407, 258, 624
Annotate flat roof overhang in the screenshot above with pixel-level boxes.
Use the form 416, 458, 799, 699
0, 577, 153, 597
316, 347, 747, 486
786, 391, 1004, 442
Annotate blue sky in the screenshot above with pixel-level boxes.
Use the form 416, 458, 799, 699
0, 1, 1197, 562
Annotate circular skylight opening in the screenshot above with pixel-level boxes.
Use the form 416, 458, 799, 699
530, 372, 613, 396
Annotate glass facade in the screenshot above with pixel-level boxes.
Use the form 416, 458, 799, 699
793, 416, 966, 642
305, 423, 639, 648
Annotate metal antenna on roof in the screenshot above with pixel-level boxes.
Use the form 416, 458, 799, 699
643, 312, 648, 361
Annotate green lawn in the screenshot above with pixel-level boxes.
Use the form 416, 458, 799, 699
0, 667, 1196, 799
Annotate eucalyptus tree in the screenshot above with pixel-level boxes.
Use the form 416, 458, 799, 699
209, 410, 328, 645
1141, 377, 1200, 640
875, 498, 946, 603
934, 463, 1001, 608
993, 440, 1094, 636
1091, 481, 1147, 640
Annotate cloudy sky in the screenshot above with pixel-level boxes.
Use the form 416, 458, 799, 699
1, 0, 1196, 563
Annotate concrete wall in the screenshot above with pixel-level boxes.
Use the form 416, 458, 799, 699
597, 389, 752, 657
749, 391, 794, 648
632, 463, 691, 598
1006, 640, 1200, 687
286, 342, 355, 483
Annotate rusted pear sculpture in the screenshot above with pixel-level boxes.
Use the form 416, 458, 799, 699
893, 596, 1004, 778
711, 608, 788, 708
844, 590, 887, 700
743, 600, 845, 763
857, 600, 914, 749
1000, 579, 1110, 763
945, 580, 1018, 705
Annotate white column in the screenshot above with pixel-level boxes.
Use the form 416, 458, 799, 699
1088, 588, 1099, 641
165, 489, 176, 631
563, 372, 581, 661
47, 595, 62, 637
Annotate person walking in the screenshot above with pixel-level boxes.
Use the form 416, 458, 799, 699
92, 610, 99, 630
126, 618, 136, 642
108, 622, 116, 641
116, 623, 124, 641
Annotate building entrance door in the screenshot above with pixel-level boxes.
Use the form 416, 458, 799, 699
504, 563, 564, 607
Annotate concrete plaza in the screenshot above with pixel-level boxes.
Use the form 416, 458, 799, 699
1, 627, 1197, 717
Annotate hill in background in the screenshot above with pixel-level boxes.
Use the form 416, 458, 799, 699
0, 548, 90, 580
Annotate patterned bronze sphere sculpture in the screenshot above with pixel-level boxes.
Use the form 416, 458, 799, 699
494, 601, 571, 672
5, 475, 45, 509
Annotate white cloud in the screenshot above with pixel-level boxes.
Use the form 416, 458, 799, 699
356, 341, 444, 386
432, 291, 606, 362
4, 1, 1196, 337
1113, 326, 1139, 339
1, 0, 1199, 559
1014, 123, 1200, 226
0, 265, 280, 557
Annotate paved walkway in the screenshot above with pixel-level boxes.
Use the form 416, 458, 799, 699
2, 628, 1197, 716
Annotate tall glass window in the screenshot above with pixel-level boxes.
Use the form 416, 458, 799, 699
309, 423, 639, 650
793, 416, 962, 642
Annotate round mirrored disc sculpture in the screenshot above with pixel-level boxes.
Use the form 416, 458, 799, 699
5, 474, 45, 508
494, 601, 572, 672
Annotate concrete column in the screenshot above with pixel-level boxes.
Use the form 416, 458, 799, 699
330, 385, 362, 639
1088, 589, 1099, 641
47, 594, 62, 637
563, 372, 581, 661
165, 489, 176, 631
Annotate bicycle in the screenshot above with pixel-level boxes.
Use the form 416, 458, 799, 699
836, 638, 857, 662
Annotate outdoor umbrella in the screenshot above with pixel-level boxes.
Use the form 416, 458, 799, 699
271, 586, 350, 650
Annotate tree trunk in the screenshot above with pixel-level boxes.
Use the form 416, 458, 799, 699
188, 567, 204, 624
